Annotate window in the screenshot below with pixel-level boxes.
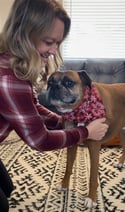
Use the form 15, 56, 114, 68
62, 0, 125, 59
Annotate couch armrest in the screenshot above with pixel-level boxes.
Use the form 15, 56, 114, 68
84, 59, 125, 84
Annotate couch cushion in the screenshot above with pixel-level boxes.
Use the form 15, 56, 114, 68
62, 59, 86, 71
84, 59, 125, 84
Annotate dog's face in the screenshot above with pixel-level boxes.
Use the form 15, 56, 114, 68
47, 70, 92, 113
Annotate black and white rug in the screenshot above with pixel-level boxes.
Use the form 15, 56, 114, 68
0, 131, 125, 212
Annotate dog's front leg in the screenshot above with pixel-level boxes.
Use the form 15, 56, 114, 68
61, 145, 77, 190
61, 120, 77, 190
56, 145, 77, 191
84, 141, 101, 209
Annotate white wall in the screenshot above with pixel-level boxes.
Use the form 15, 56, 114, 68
0, 0, 14, 32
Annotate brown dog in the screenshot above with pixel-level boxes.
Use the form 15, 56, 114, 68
47, 70, 125, 209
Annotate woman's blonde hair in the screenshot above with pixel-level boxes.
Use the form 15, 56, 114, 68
0, 0, 71, 89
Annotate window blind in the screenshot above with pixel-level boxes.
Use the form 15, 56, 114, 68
62, 0, 125, 59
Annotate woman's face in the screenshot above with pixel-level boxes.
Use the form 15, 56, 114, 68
36, 18, 64, 64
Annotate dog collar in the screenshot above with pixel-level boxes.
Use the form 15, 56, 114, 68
63, 85, 106, 125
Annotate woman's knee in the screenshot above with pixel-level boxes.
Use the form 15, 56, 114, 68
0, 159, 14, 197
0, 187, 9, 212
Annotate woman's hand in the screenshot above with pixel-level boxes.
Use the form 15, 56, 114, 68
86, 118, 108, 141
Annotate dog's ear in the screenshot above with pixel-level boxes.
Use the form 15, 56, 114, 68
78, 70, 92, 88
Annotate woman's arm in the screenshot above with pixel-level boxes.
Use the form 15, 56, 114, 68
0, 75, 88, 151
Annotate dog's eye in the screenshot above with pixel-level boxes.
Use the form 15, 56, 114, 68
62, 77, 75, 88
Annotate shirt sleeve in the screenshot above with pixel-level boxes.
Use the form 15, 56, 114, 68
0, 75, 88, 151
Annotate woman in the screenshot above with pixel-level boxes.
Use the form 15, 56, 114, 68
0, 0, 108, 211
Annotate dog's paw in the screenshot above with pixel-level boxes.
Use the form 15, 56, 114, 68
114, 162, 124, 169
84, 197, 97, 209
56, 184, 68, 192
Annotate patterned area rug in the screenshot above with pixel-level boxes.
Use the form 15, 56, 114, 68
0, 131, 125, 212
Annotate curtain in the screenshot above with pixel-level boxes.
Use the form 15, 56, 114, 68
62, 0, 125, 59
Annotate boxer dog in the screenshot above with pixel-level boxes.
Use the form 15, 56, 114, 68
47, 70, 125, 209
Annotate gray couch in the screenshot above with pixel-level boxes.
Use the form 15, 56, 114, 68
63, 58, 125, 83
38, 58, 125, 111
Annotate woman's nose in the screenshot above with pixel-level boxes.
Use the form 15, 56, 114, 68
48, 43, 58, 55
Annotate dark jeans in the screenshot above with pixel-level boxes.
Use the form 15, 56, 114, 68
0, 160, 14, 212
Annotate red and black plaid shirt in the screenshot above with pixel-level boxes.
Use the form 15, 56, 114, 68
0, 54, 88, 151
